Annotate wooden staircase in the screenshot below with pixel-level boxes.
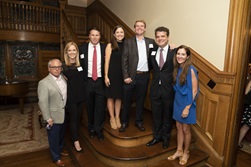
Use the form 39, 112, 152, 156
66, 108, 209, 167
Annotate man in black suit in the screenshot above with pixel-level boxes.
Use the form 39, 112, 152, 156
120, 20, 155, 132
79, 27, 106, 141
146, 26, 176, 149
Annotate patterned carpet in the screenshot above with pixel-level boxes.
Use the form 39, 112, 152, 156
0, 104, 48, 158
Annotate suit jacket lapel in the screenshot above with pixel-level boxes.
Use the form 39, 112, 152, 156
47, 75, 63, 97
162, 45, 171, 69
145, 38, 151, 57
151, 47, 159, 69
85, 43, 89, 69
131, 37, 138, 59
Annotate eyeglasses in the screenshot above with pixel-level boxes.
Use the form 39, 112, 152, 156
49, 66, 62, 70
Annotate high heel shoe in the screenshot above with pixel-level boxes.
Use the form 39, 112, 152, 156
179, 151, 189, 165
238, 144, 243, 148
110, 117, 117, 129
167, 150, 183, 160
115, 117, 121, 128
74, 141, 83, 152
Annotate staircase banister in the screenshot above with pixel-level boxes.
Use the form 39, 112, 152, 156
1, 0, 60, 11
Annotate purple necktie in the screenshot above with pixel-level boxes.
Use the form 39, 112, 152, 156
159, 48, 164, 69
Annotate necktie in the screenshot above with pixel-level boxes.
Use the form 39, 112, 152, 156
159, 48, 164, 69
92, 45, 98, 81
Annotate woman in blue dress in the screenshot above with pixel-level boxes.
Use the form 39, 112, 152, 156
167, 45, 199, 165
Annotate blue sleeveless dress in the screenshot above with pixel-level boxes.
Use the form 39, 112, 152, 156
173, 65, 199, 124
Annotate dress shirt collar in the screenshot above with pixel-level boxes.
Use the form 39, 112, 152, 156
158, 44, 169, 53
50, 73, 62, 81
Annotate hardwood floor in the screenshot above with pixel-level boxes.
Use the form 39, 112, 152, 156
0, 103, 251, 167
0, 139, 250, 167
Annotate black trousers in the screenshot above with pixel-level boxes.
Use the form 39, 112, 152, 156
85, 78, 106, 134
121, 73, 149, 125
150, 85, 174, 140
67, 101, 84, 142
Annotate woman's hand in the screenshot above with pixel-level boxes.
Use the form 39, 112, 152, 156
105, 76, 110, 87
181, 107, 189, 118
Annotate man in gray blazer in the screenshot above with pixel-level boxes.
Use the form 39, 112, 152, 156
38, 59, 68, 167
120, 20, 155, 132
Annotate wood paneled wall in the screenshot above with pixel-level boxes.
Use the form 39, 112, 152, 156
86, 0, 135, 43
86, 0, 251, 167
65, 5, 86, 35
191, 50, 235, 167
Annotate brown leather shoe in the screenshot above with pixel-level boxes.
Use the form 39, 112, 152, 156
60, 152, 69, 157
54, 160, 65, 167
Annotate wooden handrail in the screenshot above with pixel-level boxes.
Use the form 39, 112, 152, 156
0, 0, 60, 33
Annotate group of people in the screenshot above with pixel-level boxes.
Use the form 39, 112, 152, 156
37, 19, 199, 167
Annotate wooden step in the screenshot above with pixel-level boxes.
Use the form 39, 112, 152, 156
65, 136, 109, 167
68, 107, 209, 167
80, 125, 178, 167
149, 148, 209, 167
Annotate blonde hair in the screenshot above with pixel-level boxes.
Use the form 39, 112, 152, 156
134, 20, 146, 28
63, 42, 80, 66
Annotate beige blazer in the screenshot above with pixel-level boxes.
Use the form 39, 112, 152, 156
37, 74, 67, 124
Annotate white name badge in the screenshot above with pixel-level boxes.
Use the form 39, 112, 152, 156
80, 54, 84, 59
151, 51, 156, 56
149, 44, 154, 48
77, 67, 83, 71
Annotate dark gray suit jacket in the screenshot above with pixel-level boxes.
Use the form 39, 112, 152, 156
121, 36, 155, 80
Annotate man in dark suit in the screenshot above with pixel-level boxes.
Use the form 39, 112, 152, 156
146, 26, 176, 149
38, 59, 68, 167
79, 27, 106, 141
120, 20, 155, 132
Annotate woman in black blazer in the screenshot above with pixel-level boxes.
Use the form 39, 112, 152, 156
62, 42, 85, 152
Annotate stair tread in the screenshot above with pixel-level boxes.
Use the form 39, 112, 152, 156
72, 106, 208, 167
65, 136, 109, 167
80, 125, 178, 160
103, 110, 153, 139
150, 148, 209, 167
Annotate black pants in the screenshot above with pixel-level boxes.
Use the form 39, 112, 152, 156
121, 73, 149, 125
85, 78, 106, 134
67, 101, 84, 141
150, 85, 174, 140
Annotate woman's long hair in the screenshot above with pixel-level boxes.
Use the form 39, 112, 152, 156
63, 42, 80, 66
110, 25, 125, 50
173, 45, 192, 85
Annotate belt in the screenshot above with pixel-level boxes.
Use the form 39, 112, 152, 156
136, 71, 148, 74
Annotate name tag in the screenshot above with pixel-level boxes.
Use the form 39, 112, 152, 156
80, 54, 84, 59
151, 51, 156, 56
149, 44, 154, 48
77, 67, 83, 71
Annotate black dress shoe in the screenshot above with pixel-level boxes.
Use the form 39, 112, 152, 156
135, 123, 145, 131
119, 124, 128, 132
97, 132, 104, 141
162, 140, 169, 149
146, 139, 161, 146
89, 130, 96, 138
